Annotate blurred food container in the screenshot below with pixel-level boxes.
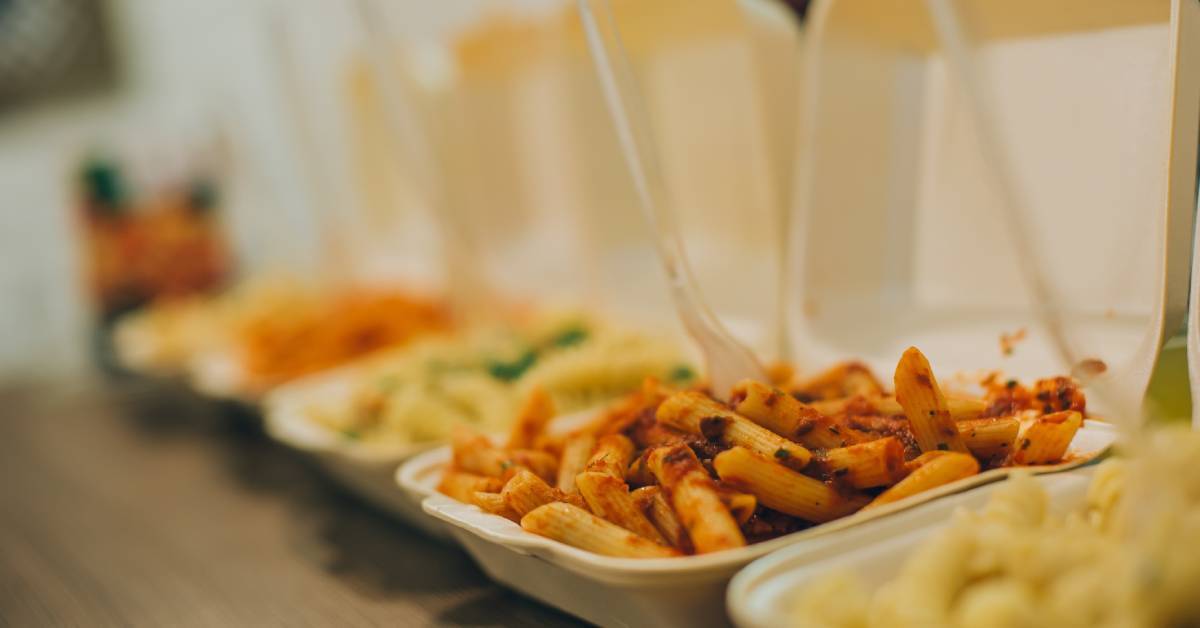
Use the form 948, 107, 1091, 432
726, 470, 1095, 627
267, 313, 694, 528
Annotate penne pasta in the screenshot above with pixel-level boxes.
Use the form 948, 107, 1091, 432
1011, 411, 1082, 465
818, 436, 907, 489
713, 447, 868, 523
893, 347, 969, 454
451, 427, 504, 475
730, 380, 859, 450
646, 491, 689, 551
959, 417, 1020, 461
572, 378, 671, 437
632, 487, 690, 551
866, 451, 980, 510
434, 346, 1093, 559
764, 361, 796, 387
576, 471, 668, 544
630, 485, 659, 512
451, 428, 558, 481
647, 444, 746, 553
626, 451, 657, 487
472, 491, 520, 521
502, 469, 561, 517
656, 391, 811, 469
520, 502, 680, 558
507, 387, 556, 450
793, 361, 883, 400
556, 433, 596, 493
585, 433, 635, 479
438, 470, 506, 504
812, 395, 989, 420
507, 450, 560, 482
716, 488, 758, 525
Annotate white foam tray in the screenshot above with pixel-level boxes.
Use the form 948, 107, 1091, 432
726, 469, 1096, 628
400, 422, 1113, 628
187, 347, 264, 406
264, 367, 450, 538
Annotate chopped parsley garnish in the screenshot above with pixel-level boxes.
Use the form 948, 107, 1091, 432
341, 428, 361, 440
549, 325, 589, 348
487, 349, 538, 382
936, 443, 949, 451
669, 365, 696, 383
774, 448, 791, 460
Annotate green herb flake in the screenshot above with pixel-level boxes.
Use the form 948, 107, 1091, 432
669, 365, 696, 383
936, 443, 949, 451
549, 325, 589, 349
341, 428, 361, 441
487, 349, 538, 382
774, 448, 791, 460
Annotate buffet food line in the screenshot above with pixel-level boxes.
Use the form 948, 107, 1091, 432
70, 0, 1200, 626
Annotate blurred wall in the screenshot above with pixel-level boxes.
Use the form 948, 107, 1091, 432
0, 0, 296, 378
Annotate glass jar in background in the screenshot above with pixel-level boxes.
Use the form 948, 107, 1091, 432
73, 129, 234, 371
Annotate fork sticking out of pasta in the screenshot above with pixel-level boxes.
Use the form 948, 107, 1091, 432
436, 347, 1091, 558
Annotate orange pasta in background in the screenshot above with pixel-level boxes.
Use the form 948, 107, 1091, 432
237, 289, 452, 388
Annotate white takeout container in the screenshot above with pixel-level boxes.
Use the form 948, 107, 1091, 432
403, 421, 1113, 628
787, 0, 1200, 419
264, 365, 452, 538
187, 347, 265, 407
268, 362, 608, 538
726, 469, 1097, 627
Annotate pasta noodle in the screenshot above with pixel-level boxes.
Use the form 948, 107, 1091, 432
865, 452, 979, 510
713, 447, 868, 523
520, 502, 679, 558
893, 347, 969, 454
585, 434, 636, 479
647, 444, 747, 554
656, 392, 812, 469
556, 433, 596, 493
817, 437, 907, 489
1010, 411, 1082, 465
576, 471, 667, 544
731, 380, 860, 450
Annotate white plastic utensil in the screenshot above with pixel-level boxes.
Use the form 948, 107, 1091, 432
923, 0, 1149, 426
352, 0, 490, 321
576, 0, 768, 396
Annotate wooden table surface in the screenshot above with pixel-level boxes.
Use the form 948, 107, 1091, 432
0, 377, 586, 627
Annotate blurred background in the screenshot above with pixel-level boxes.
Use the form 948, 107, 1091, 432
0, 0, 808, 380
